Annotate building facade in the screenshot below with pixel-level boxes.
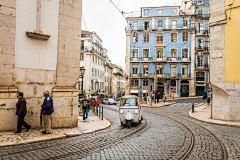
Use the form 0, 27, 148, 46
0, 0, 82, 131
125, 6, 193, 100
112, 64, 125, 98
210, 0, 240, 121
104, 55, 113, 98
181, 0, 210, 96
80, 31, 106, 97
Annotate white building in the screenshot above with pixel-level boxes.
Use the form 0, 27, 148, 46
104, 54, 113, 98
80, 31, 106, 97
111, 64, 125, 98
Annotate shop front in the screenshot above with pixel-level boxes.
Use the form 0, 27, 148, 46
130, 90, 139, 96
180, 80, 189, 97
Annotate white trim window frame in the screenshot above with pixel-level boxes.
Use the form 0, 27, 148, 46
132, 65, 138, 76
158, 9, 163, 15
156, 33, 163, 42
143, 65, 149, 75
171, 8, 177, 14
171, 33, 177, 42
157, 20, 163, 29
143, 49, 149, 61
183, 19, 188, 28
170, 48, 177, 61
133, 33, 138, 43
182, 32, 188, 42
182, 48, 188, 61
143, 33, 150, 42
182, 65, 188, 76
156, 64, 163, 75
133, 22, 138, 30
156, 48, 163, 61
144, 9, 150, 16
132, 49, 138, 61
170, 65, 177, 76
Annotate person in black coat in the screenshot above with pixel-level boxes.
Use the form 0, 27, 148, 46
15, 92, 31, 133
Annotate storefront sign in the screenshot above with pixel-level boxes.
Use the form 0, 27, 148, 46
131, 90, 138, 93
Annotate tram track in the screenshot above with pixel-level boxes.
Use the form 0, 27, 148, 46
145, 109, 228, 160
0, 106, 150, 160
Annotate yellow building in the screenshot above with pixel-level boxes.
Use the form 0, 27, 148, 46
210, 0, 240, 121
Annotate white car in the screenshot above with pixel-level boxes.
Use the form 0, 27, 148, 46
104, 98, 116, 105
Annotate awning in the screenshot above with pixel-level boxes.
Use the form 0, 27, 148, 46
131, 90, 139, 93
143, 90, 148, 93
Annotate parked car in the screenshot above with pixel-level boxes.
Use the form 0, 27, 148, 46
108, 99, 117, 105
202, 92, 207, 99
102, 98, 109, 104
115, 97, 121, 101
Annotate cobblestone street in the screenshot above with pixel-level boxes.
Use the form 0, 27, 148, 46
1, 99, 240, 159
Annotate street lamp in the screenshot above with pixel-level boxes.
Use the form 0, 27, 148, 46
80, 67, 85, 94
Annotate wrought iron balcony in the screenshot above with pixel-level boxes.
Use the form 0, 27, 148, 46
195, 30, 210, 35
195, 64, 210, 70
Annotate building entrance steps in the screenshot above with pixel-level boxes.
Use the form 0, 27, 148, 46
0, 110, 111, 148
189, 104, 240, 128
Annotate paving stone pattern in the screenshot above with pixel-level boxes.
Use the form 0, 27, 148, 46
1, 103, 240, 159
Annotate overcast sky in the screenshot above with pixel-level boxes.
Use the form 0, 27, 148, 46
82, 0, 183, 70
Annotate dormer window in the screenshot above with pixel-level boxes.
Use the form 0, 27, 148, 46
197, 0, 203, 5
158, 9, 163, 15
172, 8, 177, 14
144, 9, 150, 16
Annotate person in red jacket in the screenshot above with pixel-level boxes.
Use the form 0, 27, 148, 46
15, 92, 31, 133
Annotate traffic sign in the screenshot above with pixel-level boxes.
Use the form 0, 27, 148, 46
150, 90, 154, 95
206, 88, 211, 93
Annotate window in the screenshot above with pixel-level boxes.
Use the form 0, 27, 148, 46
131, 80, 139, 86
196, 72, 205, 81
158, 9, 163, 15
132, 49, 138, 59
157, 20, 163, 28
171, 33, 177, 42
183, 19, 188, 28
143, 65, 149, 75
144, 21, 149, 30
98, 70, 99, 77
171, 49, 177, 58
197, 9, 203, 17
132, 65, 138, 75
133, 33, 138, 43
133, 22, 138, 30
197, 54, 203, 67
92, 55, 94, 62
80, 53, 84, 60
143, 49, 149, 58
95, 69, 97, 76
170, 80, 176, 86
156, 64, 163, 75
95, 57, 97, 64
157, 33, 163, 42
182, 48, 188, 60
182, 65, 188, 75
143, 34, 149, 42
197, 39, 203, 49
98, 58, 99, 65
92, 68, 94, 76
197, 0, 203, 5
156, 49, 163, 58
143, 80, 148, 86
182, 32, 188, 42
144, 9, 149, 15
170, 65, 177, 76
172, 8, 177, 14
171, 20, 177, 29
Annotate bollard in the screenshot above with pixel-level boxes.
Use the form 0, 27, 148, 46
99, 105, 100, 118
102, 106, 103, 120
192, 103, 194, 112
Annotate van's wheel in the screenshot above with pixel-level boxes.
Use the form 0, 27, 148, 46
126, 121, 131, 128
139, 120, 141, 123
121, 122, 123, 125
141, 116, 143, 120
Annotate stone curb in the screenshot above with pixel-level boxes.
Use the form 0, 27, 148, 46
141, 102, 176, 108
188, 104, 240, 128
0, 117, 111, 148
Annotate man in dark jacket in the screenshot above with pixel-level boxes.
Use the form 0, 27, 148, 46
41, 90, 54, 134
15, 92, 31, 133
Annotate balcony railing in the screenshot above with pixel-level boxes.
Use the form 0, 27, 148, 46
193, 14, 210, 18
130, 57, 191, 62
195, 64, 210, 70
130, 73, 191, 79
193, 0, 210, 5
195, 30, 210, 35
127, 24, 192, 31
81, 46, 92, 51
195, 47, 210, 51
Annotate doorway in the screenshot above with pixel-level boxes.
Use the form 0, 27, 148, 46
157, 86, 164, 99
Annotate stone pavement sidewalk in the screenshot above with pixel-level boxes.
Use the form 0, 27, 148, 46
189, 103, 240, 128
0, 110, 111, 148
141, 102, 176, 108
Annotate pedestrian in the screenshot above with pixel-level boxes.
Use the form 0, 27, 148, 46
41, 90, 54, 134
157, 93, 160, 103
163, 94, 166, 103
81, 96, 89, 122
15, 92, 31, 133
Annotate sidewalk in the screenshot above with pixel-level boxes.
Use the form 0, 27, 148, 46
189, 104, 240, 128
141, 102, 176, 108
0, 110, 111, 147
